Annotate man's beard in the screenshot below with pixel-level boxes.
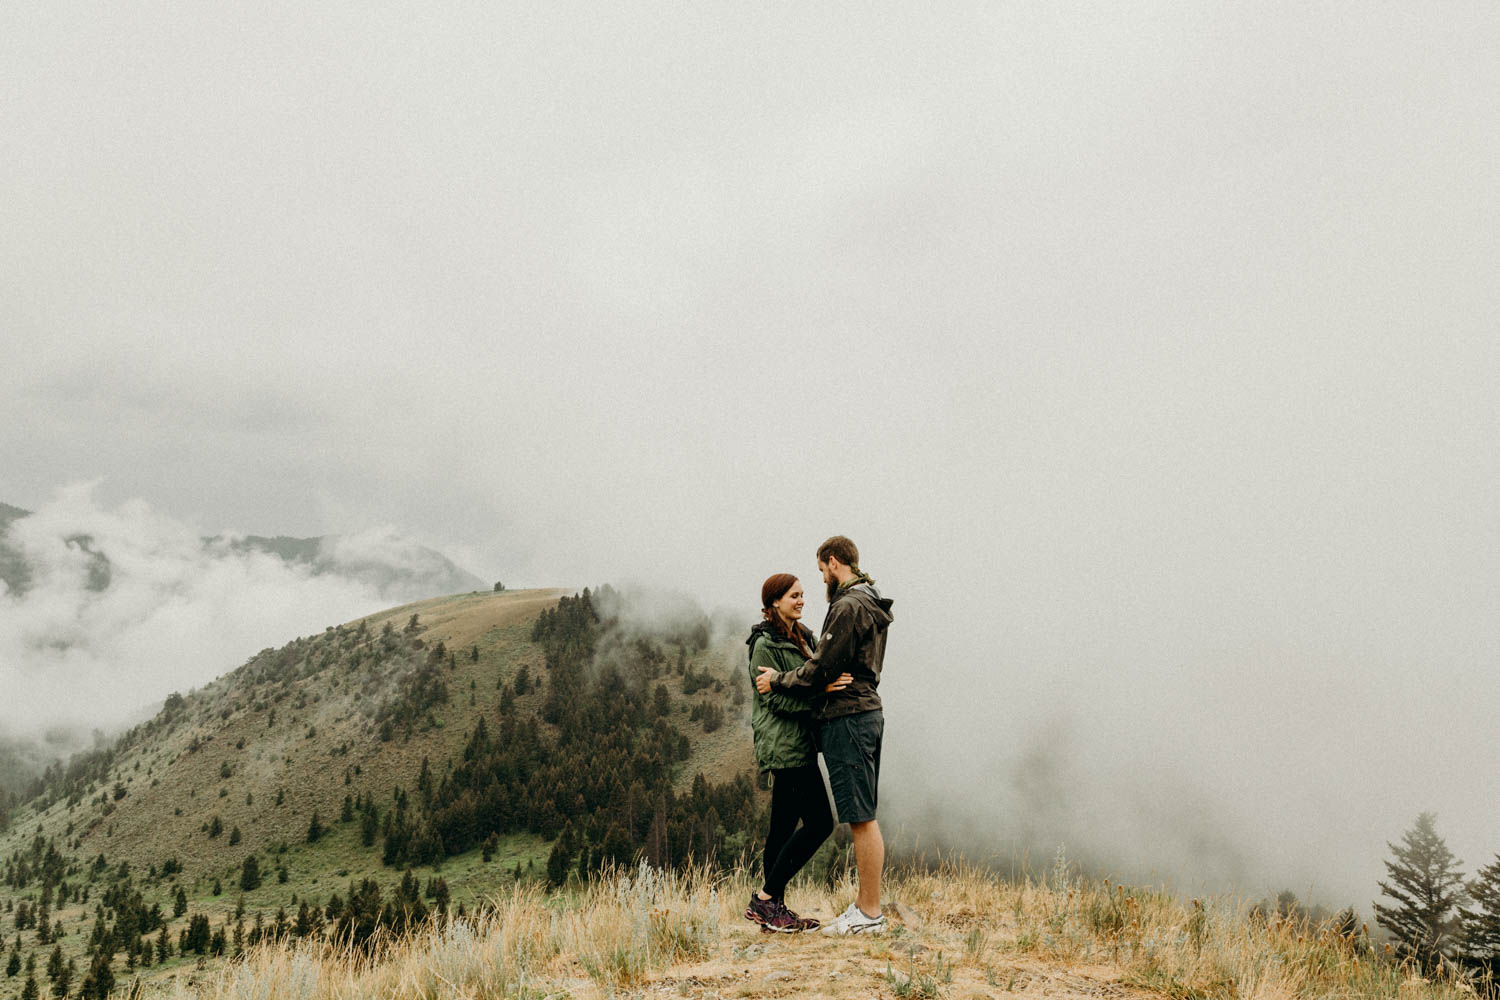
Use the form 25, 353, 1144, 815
826, 577, 838, 603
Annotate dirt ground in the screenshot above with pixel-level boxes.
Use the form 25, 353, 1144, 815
557, 905, 1150, 1000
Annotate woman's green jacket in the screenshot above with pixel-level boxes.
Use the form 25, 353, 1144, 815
746, 623, 820, 772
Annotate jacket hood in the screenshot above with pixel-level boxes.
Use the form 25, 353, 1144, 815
746, 619, 815, 650
841, 582, 894, 625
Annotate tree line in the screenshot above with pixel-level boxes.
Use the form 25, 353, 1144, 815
375, 588, 759, 876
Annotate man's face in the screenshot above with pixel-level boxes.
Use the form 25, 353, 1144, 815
818, 559, 834, 585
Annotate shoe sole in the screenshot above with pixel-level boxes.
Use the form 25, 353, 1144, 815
822, 921, 886, 935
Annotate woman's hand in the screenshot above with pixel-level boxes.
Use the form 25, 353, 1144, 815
824, 673, 853, 693
755, 666, 776, 693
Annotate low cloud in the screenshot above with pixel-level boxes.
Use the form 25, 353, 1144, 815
0, 485, 470, 745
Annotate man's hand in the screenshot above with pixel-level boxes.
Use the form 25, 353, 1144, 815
825, 673, 854, 693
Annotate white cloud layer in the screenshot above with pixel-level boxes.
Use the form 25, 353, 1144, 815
0, 485, 442, 738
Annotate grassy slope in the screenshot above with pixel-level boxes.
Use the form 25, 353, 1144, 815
0, 588, 756, 997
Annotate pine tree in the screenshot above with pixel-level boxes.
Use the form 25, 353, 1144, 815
600, 824, 632, 870
360, 806, 379, 848
240, 855, 262, 892
1374, 812, 1467, 973
82, 953, 112, 1000
545, 840, 570, 887
307, 810, 324, 843
50, 958, 72, 999
20, 972, 37, 1000
173, 886, 187, 918
1461, 854, 1500, 964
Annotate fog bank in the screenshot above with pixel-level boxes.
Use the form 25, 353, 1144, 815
0, 485, 478, 742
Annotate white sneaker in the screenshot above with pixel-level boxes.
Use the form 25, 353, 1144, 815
821, 901, 886, 935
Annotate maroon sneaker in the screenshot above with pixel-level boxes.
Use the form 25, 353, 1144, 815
745, 893, 781, 927
755, 898, 817, 934
783, 902, 820, 933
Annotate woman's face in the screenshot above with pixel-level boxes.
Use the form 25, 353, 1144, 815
773, 580, 805, 623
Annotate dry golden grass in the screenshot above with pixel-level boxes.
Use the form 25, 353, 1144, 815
138, 860, 1485, 1000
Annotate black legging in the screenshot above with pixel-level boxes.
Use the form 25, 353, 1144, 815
762, 763, 836, 900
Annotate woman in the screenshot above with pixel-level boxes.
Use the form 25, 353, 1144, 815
744, 573, 849, 932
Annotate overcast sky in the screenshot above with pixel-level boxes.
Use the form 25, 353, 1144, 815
4, 3, 1499, 908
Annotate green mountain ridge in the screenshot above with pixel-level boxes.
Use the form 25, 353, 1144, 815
0, 586, 765, 995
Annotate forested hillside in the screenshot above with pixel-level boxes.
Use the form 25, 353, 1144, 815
0, 586, 770, 996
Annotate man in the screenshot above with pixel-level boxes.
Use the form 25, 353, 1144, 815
756, 535, 893, 935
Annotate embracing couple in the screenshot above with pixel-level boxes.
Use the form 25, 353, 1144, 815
744, 535, 894, 935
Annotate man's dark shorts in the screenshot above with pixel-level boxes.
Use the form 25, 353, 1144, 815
819, 709, 883, 824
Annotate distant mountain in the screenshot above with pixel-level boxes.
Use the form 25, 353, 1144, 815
0, 500, 487, 600
216, 532, 488, 599
0, 501, 489, 799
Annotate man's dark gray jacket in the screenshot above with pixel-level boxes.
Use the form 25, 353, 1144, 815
769, 581, 893, 721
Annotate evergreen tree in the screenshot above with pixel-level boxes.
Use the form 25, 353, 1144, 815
79, 953, 112, 1000
182, 914, 212, 955
294, 901, 314, 938
228, 825, 241, 846
240, 855, 262, 892
1460, 853, 1500, 964
6, 945, 20, 978
360, 806, 379, 848
20, 972, 37, 1000
545, 840, 570, 887
600, 824, 633, 870
50, 959, 72, 999
307, 810, 324, 843
173, 887, 187, 918
1374, 812, 1467, 973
